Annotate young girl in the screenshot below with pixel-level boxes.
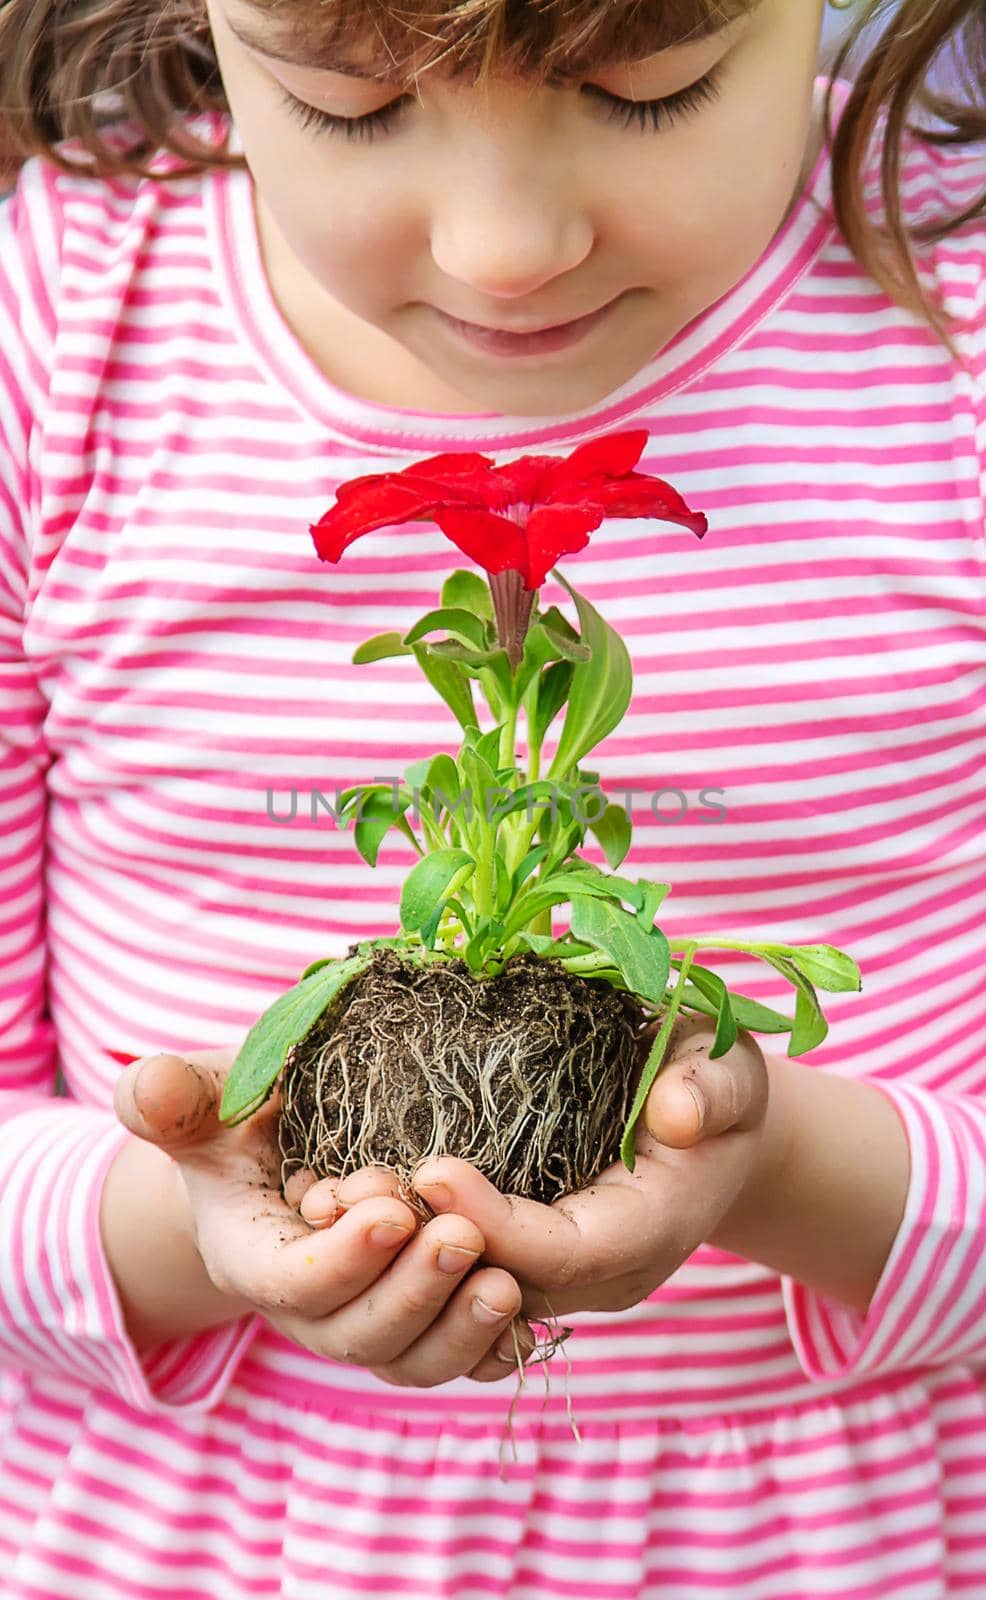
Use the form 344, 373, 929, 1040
0, 0, 983, 1592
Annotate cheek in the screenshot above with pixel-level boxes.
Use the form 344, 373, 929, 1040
643, 119, 792, 293
246, 131, 399, 288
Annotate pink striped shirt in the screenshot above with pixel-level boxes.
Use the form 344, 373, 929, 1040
1, 76, 984, 1597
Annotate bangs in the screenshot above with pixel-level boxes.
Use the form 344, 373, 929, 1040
244, 0, 760, 88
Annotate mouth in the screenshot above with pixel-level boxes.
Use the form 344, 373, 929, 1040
434, 294, 625, 359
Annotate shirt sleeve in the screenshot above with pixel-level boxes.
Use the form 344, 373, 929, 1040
0, 160, 261, 1414
781, 1078, 986, 1380
783, 219, 986, 1382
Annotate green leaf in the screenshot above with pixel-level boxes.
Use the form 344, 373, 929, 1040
441, 568, 493, 622
352, 631, 412, 665
418, 753, 462, 822
541, 625, 591, 663
679, 981, 793, 1036
403, 608, 488, 652
547, 576, 633, 780
568, 894, 670, 1005
475, 723, 507, 771
531, 661, 573, 747
429, 639, 505, 670
637, 880, 672, 929
519, 620, 591, 677
493, 852, 513, 916
354, 788, 414, 868
683, 963, 738, 1059
538, 604, 580, 643
219, 954, 369, 1125
762, 954, 828, 1054
410, 641, 478, 732
464, 916, 504, 971
400, 848, 476, 932
486, 779, 559, 825
549, 860, 645, 911
444, 896, 474, 937
458, 745, 493, 803
419, 901, 444, 950
585, 802, 632, 870
403, 757, 433, 790
782, 944, 862, 994
511, 844, 549, 895
430, 640, 515, 707
299, 957, 333, 980
520, 622, 563, 672
536, 818, 584, 877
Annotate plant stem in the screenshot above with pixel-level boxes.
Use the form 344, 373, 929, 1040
526, 695, 542, 782
668, 937, 785, 958
619, 941, 698, 1171
499, 700, 518, 770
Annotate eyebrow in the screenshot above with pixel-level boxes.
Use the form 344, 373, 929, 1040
223, 4, 742, 79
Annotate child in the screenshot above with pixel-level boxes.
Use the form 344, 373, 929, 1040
0, 0, 983, 1593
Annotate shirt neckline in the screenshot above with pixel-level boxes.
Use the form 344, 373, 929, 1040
204, 76, 847, 452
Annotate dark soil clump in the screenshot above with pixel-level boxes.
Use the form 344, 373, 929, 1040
278, 945, 651, 1210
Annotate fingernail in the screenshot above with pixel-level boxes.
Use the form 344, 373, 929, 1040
335, 1177, 361, 1207
472, 1297, 511, 1325
369, 1222, 413, 1249
683, 1079, 707, 1125
437, 1244, 479, 1275
415, 1181, 453, 1213
132, 1058, 158, 1115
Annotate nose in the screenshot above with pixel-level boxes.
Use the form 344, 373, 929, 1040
427, 118, 593, 301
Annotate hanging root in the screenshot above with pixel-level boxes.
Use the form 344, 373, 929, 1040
279, 945, 648, 1206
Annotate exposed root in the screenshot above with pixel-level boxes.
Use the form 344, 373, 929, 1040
279, 946, 648, 1206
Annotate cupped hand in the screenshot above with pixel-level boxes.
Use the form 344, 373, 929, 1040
112, 1047, 537, 1386
296, 1018, 772, 1342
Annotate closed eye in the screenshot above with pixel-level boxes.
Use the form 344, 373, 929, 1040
278, 64, 725, 143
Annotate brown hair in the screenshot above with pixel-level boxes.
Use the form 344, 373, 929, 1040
0, 0, 983, 362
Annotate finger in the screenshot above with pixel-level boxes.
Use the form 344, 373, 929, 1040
368, 1262, 527, 1387
333, 1167, 405, 1211
410, 1155, 597, 1293
113, 1050, 230, 1150
224, 1193, 423, 1319
467, 1318, 541, 1384
285, 1168, 323, 1211
300, 1216, 489, 1369
643, 1033, 767, 1148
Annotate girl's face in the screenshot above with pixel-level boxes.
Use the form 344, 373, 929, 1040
205, 0, 827, 416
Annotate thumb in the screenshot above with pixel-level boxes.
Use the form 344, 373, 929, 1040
113, 1049, 234, 1150
643, 1032, 768, 1149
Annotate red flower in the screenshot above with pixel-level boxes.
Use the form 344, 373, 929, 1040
311, 429, 707, 591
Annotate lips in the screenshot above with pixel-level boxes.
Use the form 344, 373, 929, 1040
446, 300, 614, 335
436, 295, 623, 359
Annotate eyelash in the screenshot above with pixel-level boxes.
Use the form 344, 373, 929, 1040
278, 65, 724, 144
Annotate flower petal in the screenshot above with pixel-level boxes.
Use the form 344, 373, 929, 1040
523, 505, 603, 590
593, 474, 708, 536
543, 429, 650, 495
492, 455, 559, 510
431, 507, 532, 582
401, 451, 496, 484
311, 480, 444, 561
